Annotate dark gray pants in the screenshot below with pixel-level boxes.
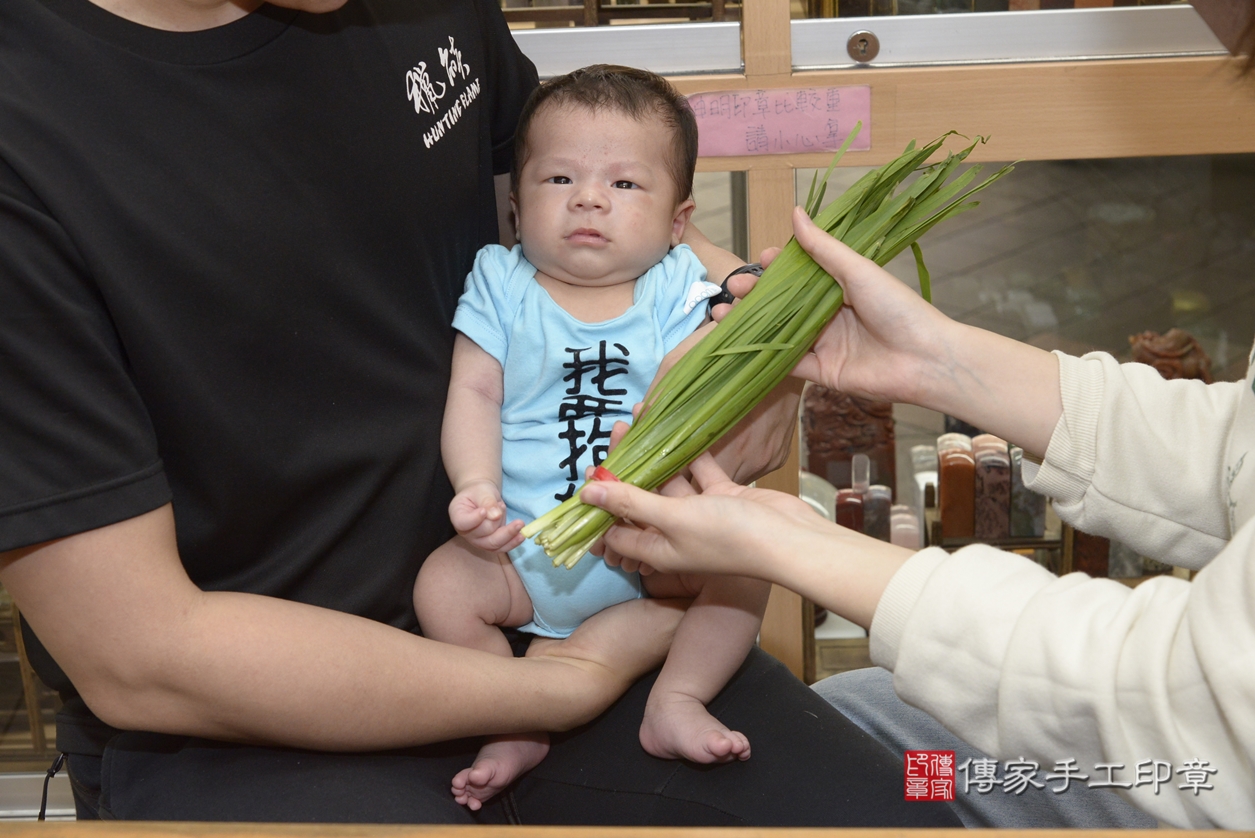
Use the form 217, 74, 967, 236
67, 651, 960, 826
814, 667, 1158, 828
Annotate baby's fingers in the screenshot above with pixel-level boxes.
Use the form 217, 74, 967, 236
471, 519, 524, 552
450, 504, 488, 534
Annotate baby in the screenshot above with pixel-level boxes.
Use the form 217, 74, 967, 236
414, 65, 770, 811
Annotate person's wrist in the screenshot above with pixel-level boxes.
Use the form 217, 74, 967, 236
746, 509, 824, 587
769, 521, 910, 629
454, 476, 498, 494
901, 313, 970, 413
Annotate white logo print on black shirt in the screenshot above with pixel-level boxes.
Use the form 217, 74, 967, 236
405, 37, 482, 148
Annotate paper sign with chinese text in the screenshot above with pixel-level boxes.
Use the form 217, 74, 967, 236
688, 86, 871, 158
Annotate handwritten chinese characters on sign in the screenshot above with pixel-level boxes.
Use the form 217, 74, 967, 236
687, 86, 871, 158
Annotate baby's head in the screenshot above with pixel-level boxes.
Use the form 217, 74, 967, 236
509, 65, 699, 288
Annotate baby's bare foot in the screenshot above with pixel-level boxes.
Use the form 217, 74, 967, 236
639, 692, 750, 764
451, 733, 549, 810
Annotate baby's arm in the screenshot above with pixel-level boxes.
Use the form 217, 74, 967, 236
443, 333, 524, 552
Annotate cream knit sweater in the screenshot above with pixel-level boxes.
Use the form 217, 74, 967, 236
869, 349, 1255, 828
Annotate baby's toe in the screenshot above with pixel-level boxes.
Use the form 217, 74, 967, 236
702, 730, 741, 762
726, 730, 751, 760
467, 761, 500, 791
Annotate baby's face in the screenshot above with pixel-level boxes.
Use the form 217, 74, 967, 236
512, 105, 693, 288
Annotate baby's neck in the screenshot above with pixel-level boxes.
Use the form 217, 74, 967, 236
534, 271, 638, 323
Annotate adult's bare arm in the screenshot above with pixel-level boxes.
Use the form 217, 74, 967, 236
680, 223, 744, 290
0, 505, 679, 751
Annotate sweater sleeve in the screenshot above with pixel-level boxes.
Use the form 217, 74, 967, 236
1025, 351, 1238, 568
871, 347, 1255, 826
871, 532, 1255, 828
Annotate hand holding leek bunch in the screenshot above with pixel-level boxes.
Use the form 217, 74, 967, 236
522, 124, 1014, 568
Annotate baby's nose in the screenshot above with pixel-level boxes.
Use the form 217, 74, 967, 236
572, 187, 607, 210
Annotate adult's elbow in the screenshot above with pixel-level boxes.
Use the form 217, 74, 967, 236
73, 662, 174, 732
65, 626, 202, 733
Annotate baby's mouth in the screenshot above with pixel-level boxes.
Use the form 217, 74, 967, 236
567, 228, 608, 245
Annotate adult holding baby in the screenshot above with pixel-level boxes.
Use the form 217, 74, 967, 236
0, 0, 960, 826
583, 206, 1255, 829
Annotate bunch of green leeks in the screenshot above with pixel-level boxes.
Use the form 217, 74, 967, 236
521, 124, 1014, 568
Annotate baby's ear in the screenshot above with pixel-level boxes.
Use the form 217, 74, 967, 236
508, 192, 521, 242
670, 197, 696, 247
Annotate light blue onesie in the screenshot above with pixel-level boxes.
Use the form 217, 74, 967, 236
451, 243, 716, 637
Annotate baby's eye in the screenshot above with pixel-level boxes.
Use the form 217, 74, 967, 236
547, 176, 572, 185
612, 180, 638, 189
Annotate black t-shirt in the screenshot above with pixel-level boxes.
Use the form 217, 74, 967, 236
0, 0, 537, 748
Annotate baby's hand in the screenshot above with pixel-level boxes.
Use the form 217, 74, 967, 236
450, 480, 525, 553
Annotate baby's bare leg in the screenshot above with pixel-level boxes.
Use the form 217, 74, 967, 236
414, 537, 548, 810
640, 573, 771, 763
414, 535, 534, 652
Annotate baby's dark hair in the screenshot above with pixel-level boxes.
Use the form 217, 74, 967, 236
511, 65, 699, 205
